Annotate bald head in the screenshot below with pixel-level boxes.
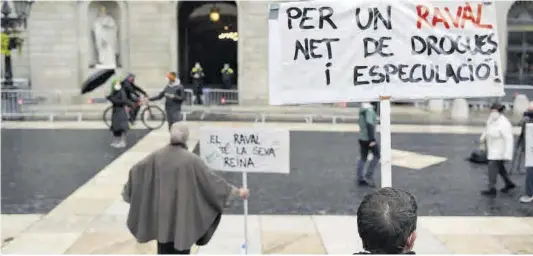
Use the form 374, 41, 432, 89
170, 123, 189, 145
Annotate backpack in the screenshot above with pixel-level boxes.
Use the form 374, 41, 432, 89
467, 143, 488, 164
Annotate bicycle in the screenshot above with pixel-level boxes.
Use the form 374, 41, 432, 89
103, 101, 166, 130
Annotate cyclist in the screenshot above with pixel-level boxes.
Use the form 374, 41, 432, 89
107, 76, 135, 148
149, 72, 185, 130
121, 73, 148, 124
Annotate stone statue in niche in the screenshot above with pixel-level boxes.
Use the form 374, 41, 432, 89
92, 5, 119, 68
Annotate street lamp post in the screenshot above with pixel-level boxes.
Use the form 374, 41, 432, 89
1, 0, 34, 88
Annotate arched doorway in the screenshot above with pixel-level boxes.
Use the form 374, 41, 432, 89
506, 1, 533, 85
178, 1, 238, 89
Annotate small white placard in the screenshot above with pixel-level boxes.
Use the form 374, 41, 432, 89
525, 123, 533, 167
200, 127, 290, 173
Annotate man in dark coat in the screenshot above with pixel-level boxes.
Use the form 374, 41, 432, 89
123, 123, 249, 254
356, 188, 417, 254
149, 72, 185, 130
220, 63, 234, 90
190, 62, 205, 105
106, 77, 135, 148
121, 73, 148, 124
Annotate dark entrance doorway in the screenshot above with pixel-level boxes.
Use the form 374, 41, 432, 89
178, 1, 238, 89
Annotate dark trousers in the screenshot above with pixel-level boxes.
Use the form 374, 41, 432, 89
222, 79, 231, 90
165, 108, 182, 130
193, 80, 203, 105
129, 104, 140, 122
488, 160, 515, 189
157, 242, 190, 254
194, 92, 203, 105
357, 140, 380, 181
526, 167, 533, 197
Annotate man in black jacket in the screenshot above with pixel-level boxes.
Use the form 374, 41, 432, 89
356, 188, 418, 254
121, 73, 148, 124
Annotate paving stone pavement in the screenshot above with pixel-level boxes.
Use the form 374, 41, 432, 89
1, 121, 532, 254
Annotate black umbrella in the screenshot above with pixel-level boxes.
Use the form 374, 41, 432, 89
81, 69, 115, 94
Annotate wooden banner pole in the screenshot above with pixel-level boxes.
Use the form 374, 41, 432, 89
379, 96, 392, 188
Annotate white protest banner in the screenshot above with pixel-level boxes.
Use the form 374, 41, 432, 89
525, 123, 533, 167
268, 1, 504, 105
199, 126, 290, 173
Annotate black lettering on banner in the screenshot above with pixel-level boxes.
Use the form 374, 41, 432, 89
233, 133, 260, 145
410, 33, 498, 56
223, 157, 256, 168
236, 146, 248, 155
286, 6, 338, 30
253, 147, 277, 157
288, 5, 340, 85
325, 62, 332, 85
294, 38, 340, 61
219, 146, 229, 154
355, 6, 392, 30
363, 37, 394, 58
209, 135, 220, 144
352, 61, 501, 85
354, 66, 369, 85
287, 3, 502, 87
353, 6, 395, 87
351, 3, 501, 86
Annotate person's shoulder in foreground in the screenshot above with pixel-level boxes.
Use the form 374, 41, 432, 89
356, 187, 418, 254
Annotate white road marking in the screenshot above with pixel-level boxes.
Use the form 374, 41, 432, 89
391, 149, 447, 170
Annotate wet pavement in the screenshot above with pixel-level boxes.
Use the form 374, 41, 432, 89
2, 126, 530, 217
197, 132, 532, 217
1, 129, 149, 214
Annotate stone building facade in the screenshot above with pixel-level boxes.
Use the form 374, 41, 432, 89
5, 1, 532, 105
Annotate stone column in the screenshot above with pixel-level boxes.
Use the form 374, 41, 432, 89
427, 99, 445, 113
28, 1, 79, 90
238, 1, 269, 105
513, 94, 529, 116
451, 98, 469, 122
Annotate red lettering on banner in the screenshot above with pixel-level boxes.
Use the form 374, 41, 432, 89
416, 3, 493, 29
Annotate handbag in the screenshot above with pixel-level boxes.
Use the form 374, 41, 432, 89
467, 141, 488, 164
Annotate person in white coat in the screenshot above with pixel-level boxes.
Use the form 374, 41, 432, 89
480, 103, 516, 196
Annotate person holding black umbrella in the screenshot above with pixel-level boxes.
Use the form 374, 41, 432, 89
107, 76, 135, 148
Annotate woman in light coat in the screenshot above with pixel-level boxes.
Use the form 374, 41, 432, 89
480, 103, 516, 196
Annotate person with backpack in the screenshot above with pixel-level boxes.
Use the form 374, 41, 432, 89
356, 102, 380, 188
